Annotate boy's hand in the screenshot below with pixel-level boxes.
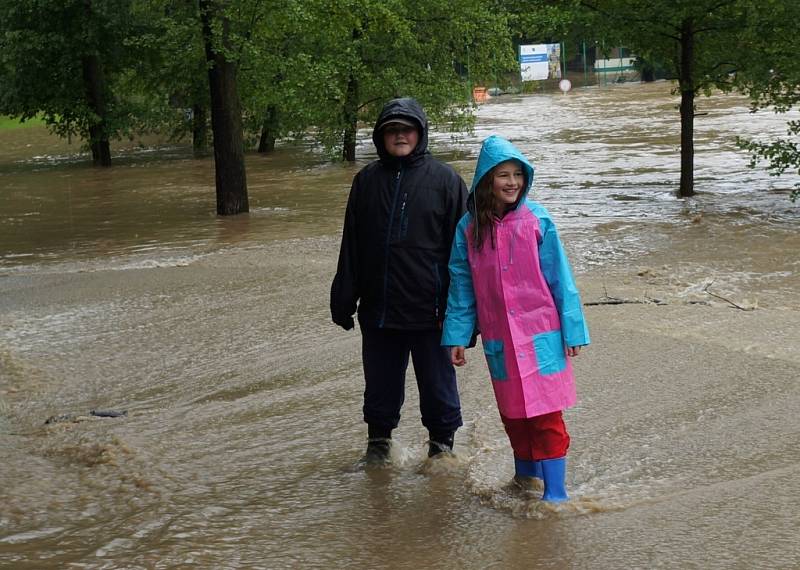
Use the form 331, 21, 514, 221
332, 314, 354, 330
566, 346, 581, 357
450, 346, 466, 366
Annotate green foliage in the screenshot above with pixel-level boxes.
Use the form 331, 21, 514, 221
122, 1, 210, 143
555, 0, 800, 199
0, 0, 518, 159
570, 0, 752, 91
503, 0, 583, 44
738, 131, 800, 201
0, 0, 160, 146
238, 0, 517, 157
732, 0, 800, 201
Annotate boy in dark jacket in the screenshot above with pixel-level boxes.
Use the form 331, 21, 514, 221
331, 98, 468, 462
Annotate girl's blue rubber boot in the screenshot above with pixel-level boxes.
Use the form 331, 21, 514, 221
513, 458, 543, 491
541, 457, 569, 502
514, 458, 543, 479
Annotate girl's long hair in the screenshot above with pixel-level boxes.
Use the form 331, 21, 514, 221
471, 165, 526, 250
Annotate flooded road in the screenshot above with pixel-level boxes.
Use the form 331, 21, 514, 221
1, 81, 799, 568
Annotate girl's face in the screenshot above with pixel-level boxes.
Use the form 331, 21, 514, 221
491, 160, 525, 213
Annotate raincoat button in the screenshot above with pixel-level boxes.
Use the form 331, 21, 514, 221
509, 309, 515, 315
502, 266, 508, 271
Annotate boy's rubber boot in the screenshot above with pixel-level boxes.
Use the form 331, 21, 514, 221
364, 425, 392, 465
540, 457, 569, 502
428, 432, 455, 457
364, 438, 391, 465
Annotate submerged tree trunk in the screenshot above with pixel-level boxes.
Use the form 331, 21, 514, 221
342, 75, 359, 162
678, 18, 695, 198
81, 53, 111, 167
257, 105, 278, 153
199, 0, 249, 215
192, 103, 209, 158
640, 63, 655, 82
341, 27, 361, 162
679, 88, 695, 197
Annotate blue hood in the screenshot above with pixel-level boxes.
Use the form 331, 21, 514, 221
470, 135, 535, 208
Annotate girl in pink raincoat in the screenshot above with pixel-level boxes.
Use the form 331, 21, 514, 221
442, 135, 590, 502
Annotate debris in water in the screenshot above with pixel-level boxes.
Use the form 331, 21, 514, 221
45, 409, 128, 424
90, 409, 128, 418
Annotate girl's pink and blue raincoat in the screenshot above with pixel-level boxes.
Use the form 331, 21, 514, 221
441, 136, 590, 419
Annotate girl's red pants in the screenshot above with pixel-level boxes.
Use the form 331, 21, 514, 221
500, 410, 570, 460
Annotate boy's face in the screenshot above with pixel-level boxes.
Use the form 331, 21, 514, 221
382, 123, 419, 158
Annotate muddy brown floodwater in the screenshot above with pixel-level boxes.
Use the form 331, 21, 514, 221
1, 81, 799, 568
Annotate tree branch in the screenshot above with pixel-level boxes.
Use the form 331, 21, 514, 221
579, 1, 681, 41
357, 96, 385, 112
702, 281, 754, 311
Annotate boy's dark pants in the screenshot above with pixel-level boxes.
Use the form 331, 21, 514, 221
361, 327, 462, 441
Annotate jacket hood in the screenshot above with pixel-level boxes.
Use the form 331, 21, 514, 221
470, 135, 535, 209
372, 97, 429, 164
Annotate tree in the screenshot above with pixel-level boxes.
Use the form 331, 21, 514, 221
199, 0, 248, 215
245, 0, 516, 161
733, 0, 800, 202
573, 0, 755, 197
124, 0, 213, 158
234, 0, 298, 155
505, 0, 583, 44
0, 0, 154, 166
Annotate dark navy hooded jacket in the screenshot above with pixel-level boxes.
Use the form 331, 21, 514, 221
331, 98, 468, 330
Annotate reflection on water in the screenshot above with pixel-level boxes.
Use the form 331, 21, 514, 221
1, 82, 800, 568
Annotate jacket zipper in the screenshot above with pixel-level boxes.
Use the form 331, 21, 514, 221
380, 168, 403, 327
399, 192, 408, 238
434, 262, 441, 321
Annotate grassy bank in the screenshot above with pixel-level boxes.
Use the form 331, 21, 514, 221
0, 116, 44, 130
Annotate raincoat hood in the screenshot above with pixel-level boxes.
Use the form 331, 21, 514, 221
372, 98, 430, 165
470, 135, 535, 208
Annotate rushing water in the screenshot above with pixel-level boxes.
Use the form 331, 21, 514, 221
1, 81, 799, 568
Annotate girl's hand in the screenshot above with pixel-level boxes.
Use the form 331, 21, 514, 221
566, 346, 581, 357
451, 346, 466, 366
